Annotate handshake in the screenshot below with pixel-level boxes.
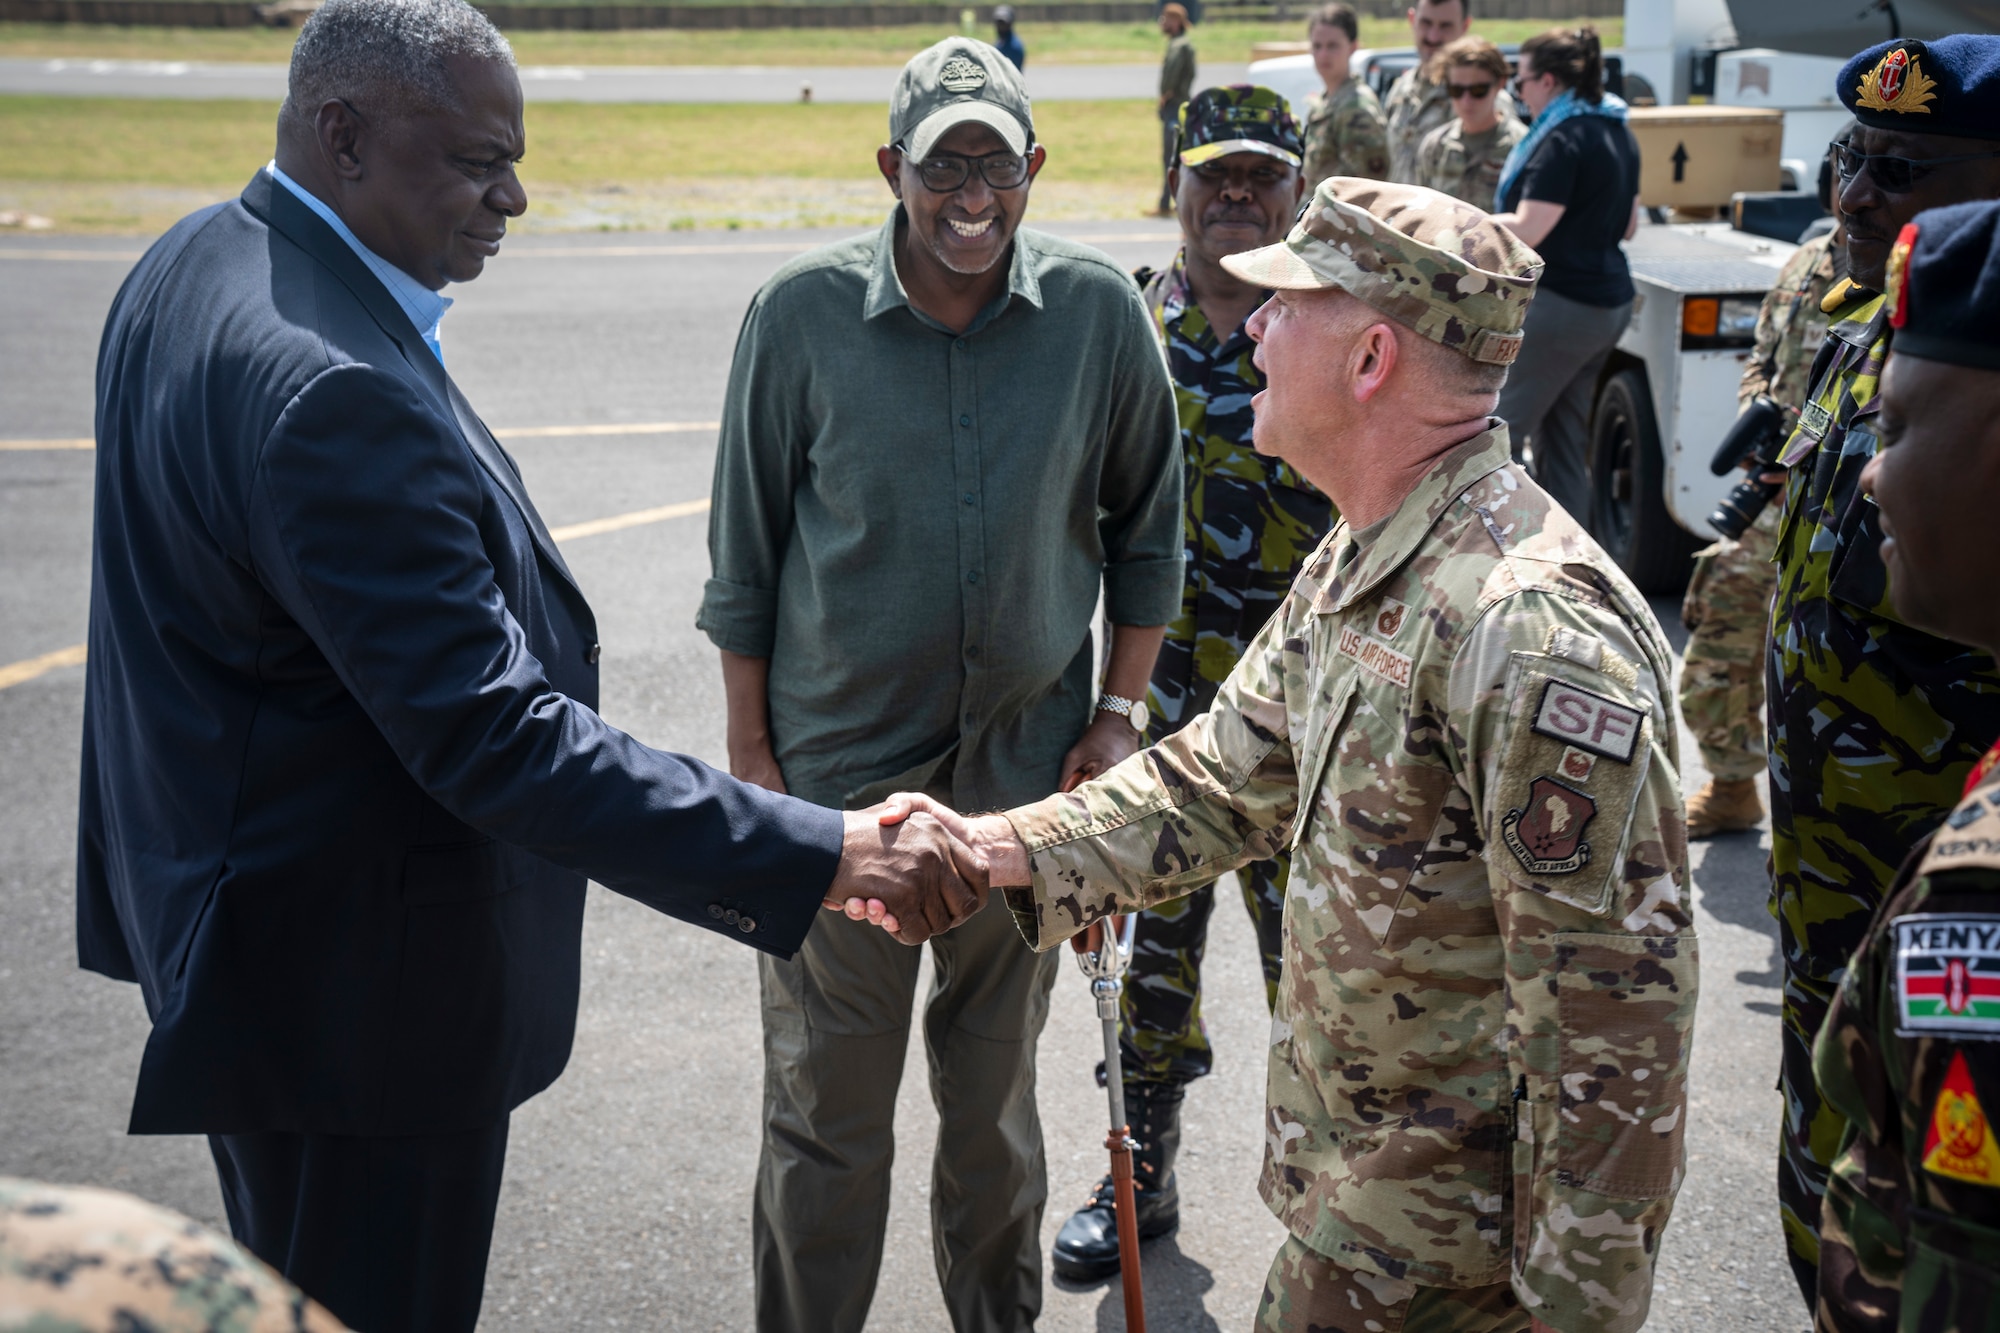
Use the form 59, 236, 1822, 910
818, 795, 1032, 945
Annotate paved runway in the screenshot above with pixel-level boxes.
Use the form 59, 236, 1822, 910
0, 223, 1801, 1330
0, 56, 1252, 101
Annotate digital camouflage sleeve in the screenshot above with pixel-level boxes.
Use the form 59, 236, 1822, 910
1002, 428, 1695, 1332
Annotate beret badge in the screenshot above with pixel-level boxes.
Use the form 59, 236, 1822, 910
1857, 45, 1938, 114
1887, 221, 1918, 329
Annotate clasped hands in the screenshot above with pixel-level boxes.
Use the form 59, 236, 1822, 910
819, 796, 1032, 945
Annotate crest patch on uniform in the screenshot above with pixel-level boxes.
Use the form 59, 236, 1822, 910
1559, 746, 1597, 783
1896, 915, 2000, 1040
1856, 46, 1938, 114
1501, 776, 1596, 876
1798, 398, 1834, 441
1531, 680, 1643, 763
1337, 623, 1412, 688
1923, 1049, 2000, 1187
938, 56, 989, 93
1371, 598, 1409, 640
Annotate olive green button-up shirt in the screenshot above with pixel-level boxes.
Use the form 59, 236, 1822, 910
697, 210, 1184, 813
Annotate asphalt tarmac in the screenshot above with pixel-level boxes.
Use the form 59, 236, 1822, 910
0, 56, 1253, 101
0, 222, 1803, 1331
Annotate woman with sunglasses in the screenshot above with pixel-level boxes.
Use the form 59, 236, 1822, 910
1487, 24, 1641, 521
1413, 34, 1525, 212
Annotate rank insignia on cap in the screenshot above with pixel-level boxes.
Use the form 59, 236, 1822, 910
1923, 1049, 2000, 1187
1888, 222, 1918, 328
938, 55, 988, 93
1894, 914, 2000, 1039
1857, 45, 1938, 114
1501, 776, 1596, 876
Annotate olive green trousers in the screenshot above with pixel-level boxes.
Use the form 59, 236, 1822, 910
752, 898, 1062, 1333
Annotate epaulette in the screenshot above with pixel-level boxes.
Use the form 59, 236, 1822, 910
1821, 276, 1876, 315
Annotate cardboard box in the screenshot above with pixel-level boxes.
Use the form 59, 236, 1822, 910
1628, 106, 1784, 209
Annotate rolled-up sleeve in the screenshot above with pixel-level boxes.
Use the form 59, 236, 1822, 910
1097, 296, 1185, 627
697, 292, 804, 658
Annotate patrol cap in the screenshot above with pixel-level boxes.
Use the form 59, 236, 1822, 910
1885, 198, 2000, 369
890, 38, 1034, 162
1839, 35, 2000, 137
1177, 85, 1303, 169
1222, 177, 1544, 365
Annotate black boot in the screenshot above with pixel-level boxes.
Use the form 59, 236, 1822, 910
1050, 1080, 1184, 1281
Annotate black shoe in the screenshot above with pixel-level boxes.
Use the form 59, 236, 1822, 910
1051, 1081, 1185, 1281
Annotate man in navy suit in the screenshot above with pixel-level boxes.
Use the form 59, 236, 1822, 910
76, 1, 983, 1328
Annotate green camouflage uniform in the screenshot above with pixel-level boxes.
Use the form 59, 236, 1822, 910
1678, 231, 1838, 784
0, 1177, 347, 1332
1767, 287, 2000, 1299
1813, 754, 2000, 1332
1414, 116, 1528, 213
1383, 65, 1517, 187
1302, 78, 1390, 191
1122, 249, 1337, 1087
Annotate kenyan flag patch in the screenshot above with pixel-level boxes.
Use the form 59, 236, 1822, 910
1896, 915, 2000, 1040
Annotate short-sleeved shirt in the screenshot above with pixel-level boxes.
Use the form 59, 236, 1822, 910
1500, 114, 1641, 307
697, 210, 1185, 813
1415, 116, 1528, 213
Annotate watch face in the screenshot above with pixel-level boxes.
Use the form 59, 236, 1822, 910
1129, 701, 1150, 734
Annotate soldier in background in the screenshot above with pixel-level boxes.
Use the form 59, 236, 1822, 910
1817, 198, 2000, 1333
1300, 3, 1388, 190
0, 1176, 347, 1332
1678, 132, 1848, 840
1156, 3, 1197, 212
1050, 85, 1329, 1284
884, 178, 1696, 1333
1415, 35, 1526, 211
1382, 0, 1514, 185
1763, 36, 2000, 1306
992, 4, 1025, 70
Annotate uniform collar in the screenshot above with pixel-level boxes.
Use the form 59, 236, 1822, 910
1314, 423, 1513, 614
1828, 287, 1890, 353
863, 205, 1046, 325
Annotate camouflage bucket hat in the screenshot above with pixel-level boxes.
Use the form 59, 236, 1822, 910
1223, 177, 1544, 365
1178, 84, 1303, 168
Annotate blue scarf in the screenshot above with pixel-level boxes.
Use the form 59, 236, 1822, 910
1495, 87, 1629, 213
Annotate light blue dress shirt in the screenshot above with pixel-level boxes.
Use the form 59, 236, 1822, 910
266, 161, 452, 365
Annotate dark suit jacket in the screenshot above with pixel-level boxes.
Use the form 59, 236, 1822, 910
78, 172, 845, 1137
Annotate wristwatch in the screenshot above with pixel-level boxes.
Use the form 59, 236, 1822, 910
1095, 693, 1150, 734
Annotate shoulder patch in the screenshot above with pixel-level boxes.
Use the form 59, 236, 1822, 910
1532, 680, 1644, 762
1923, 1050, 2000, 1187
1895, 914, 2000, 1041
1917, 793, 2000, 879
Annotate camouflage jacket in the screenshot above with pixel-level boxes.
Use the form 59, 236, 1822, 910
1002, 427, 1695, 1331
0, 1176, 347, 1331
1739, 230, 1839, 422
1383, 66, 1517, 186
1303, 79, 1390, 190
1815, 755, 2000, 1331
1137, 250, 1336, 736
1414, 116, 1528, 214
1768, 292, 2000, 985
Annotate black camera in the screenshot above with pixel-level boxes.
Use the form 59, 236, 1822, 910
1706, 394, 1789, 541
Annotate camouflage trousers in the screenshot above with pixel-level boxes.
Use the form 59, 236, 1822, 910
1255, 1235, 1527, 1332
1118, 853, 1286, 1086
1679, 503, 1781, 783
1779, 941, 1854, 1309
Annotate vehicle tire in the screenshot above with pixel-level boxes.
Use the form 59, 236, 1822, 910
1588, 367, 1702, 594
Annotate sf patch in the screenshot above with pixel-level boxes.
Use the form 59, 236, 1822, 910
1923, 1049, 2000, 1187
1532, 680, 1643, 762
1502, 776, 1596, 875
1895, 914, 2000, 1040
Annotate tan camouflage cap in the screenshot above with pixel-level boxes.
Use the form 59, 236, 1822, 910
1223, 177, 1544, 365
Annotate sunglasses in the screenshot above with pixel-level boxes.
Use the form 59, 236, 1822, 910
904, 149, 1031, 193
1447, 81, 1496, 99
1832, 142, 2000, 194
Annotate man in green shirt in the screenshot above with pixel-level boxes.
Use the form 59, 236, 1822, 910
696, 38, 1184, 1333
1158, 3, 1198, 212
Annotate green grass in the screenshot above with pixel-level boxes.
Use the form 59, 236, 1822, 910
0, 16, 1621, 66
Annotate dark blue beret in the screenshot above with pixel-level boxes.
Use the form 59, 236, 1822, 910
1838, 35, 2000, 137
1887, 199, 2000, 370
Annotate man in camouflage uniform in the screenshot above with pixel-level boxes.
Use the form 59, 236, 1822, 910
1764, 36, 2000, 1307
1050, 84, 1333, 1284
883, 177, 1697, 1332
1677, 224, 1840, 838
1415, 35, 1526, 212
1383, 0, 1515, 186
0, 1177, 347, 1331
1301, 3, 1389, 190
1815, 197, 2000, 1333
1157, 3, 1197, 213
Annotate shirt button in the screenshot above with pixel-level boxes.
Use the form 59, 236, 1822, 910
707, 903, 725, 920
958, 414, 971, 427
967, 644, 980, 658
586, 643, 602, 665
724, 908, 740, 925
963, 492, 976, 506
966, 570, 980, 584
737, 915, 757, 934
954, 338, 966, 350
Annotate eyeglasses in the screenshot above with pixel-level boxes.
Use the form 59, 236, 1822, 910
1447, 81, 1496, 99
1833, 142, 2000, 194
904, 149, 1032, 193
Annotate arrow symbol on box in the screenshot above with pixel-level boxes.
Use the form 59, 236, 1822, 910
1672, 142, 1690, 182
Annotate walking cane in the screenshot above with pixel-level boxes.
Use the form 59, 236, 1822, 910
1071, 913, 1147, 1333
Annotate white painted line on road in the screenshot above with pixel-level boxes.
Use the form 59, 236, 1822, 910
0, 437, 93, 451
0, 496, 709, 692
0, 423, 720, 451
0, 643, 86, 691
0, 250, 144, 262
